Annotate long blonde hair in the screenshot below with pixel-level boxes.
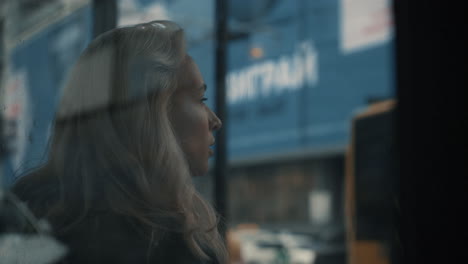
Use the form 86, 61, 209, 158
13, 20, 227, 263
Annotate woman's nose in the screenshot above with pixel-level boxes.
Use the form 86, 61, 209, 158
210, 110, 222, 131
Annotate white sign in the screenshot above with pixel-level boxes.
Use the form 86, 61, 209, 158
340, 0, 393, 53
308, 190, 332, 224
226, 41, 319, 104
117, 0, 215, 43
117, 0, 171, 27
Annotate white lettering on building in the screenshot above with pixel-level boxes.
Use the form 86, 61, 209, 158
227, 41, 319, 104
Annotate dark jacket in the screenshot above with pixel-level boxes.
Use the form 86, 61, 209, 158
12, 177, 217, 264
56, 212, 211, 264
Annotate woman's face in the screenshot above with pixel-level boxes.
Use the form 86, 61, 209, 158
169, 56, 222, 176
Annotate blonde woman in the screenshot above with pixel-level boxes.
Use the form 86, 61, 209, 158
12, 20, 227, 264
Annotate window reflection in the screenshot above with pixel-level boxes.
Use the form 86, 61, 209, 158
0, 1, 397, 264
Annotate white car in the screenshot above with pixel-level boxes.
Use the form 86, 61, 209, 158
233, 228, 317, 264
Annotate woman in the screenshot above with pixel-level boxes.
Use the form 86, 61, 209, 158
12, 20, 228, 264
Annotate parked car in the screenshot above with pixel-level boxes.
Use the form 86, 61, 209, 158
230, 227, 317, 264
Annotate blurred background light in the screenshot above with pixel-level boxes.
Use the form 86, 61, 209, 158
250, 46, 264, 59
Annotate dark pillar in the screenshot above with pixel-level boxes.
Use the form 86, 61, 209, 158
92, 0, 117, 37
394, 0, 467, 263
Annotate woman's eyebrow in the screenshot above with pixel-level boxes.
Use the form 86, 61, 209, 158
193, 84, 206, 95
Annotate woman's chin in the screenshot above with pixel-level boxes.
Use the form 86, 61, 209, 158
190, 164, 208, 177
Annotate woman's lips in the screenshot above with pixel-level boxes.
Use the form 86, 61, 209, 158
209, 148, 214, 156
